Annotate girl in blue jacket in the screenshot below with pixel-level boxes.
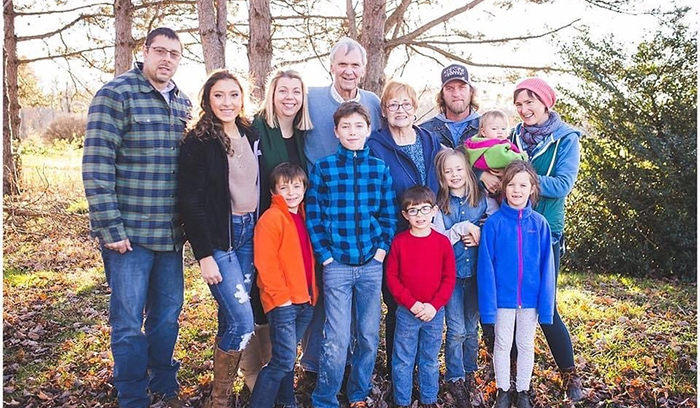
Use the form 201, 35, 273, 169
477, 160, 555, 408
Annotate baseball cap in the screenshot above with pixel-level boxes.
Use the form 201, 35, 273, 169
441, 64, 470, 88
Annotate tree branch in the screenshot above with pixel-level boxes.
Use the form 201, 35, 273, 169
15, 2, 111, 16
386, 0, 487, 48
17, 14, 109, 42
413, 43, 571, 73
385, 0, 411, 37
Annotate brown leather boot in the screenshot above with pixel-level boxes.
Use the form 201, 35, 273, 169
561, 366, 584, 402
205, 347, 242, 408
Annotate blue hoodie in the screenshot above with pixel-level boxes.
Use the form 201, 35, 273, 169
477, 201, 556, 325
511, 122, 582, 234
367, 125, 441, 231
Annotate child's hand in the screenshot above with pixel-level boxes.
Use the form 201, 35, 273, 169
410, 301, 425, 315
461, 223, 481, 247
373, 248, 387, 263
199, 256, 222, 285
415, 303, 437, 322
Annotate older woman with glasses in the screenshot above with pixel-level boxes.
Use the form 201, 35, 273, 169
367, 79, 442, 378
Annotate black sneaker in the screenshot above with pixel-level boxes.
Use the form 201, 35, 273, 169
445, 378, 470, 406
493, 388, 511, 408
515, 390, 532, 408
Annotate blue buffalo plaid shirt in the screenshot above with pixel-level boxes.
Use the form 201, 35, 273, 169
305, 144, 397, 265
82, 62, 192, 251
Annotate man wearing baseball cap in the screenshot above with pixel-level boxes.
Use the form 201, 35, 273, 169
421, 63, 481, 148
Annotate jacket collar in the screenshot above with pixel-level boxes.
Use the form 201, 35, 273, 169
498, 200, 533, 219
336, 144, 370, 162
270, 194, 306, 218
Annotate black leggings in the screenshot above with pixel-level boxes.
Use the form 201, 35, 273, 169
540, 237, 575, 369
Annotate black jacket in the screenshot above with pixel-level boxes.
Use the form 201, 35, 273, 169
178, 124, 260, 260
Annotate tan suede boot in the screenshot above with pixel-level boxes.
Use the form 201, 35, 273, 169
205, 347, 242, 408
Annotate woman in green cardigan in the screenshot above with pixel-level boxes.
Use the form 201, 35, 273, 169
240, 68, 313, 395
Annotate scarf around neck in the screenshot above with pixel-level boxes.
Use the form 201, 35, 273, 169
521, 111, 563, 153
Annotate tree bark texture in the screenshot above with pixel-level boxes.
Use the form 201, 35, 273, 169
360, 0, 386, 96
114, 0, 134, 76
247, 0, 272, 102
197, 0, 226, 73
4, 0, 21, 196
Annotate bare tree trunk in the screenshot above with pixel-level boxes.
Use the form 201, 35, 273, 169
114, 0, 134, 75
360, 0, 386, 96
197, 0, 226, 73
4, 0, 21, 196
346, 0, 357, 39
247, 0, 271, 101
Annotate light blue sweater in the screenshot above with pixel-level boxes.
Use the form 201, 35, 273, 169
303, 85, 383, 166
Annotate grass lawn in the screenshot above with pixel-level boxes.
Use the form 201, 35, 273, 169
3, 143, 696, 407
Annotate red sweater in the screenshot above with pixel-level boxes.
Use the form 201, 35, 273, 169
254, 195, 318, 313
386, 229, 456, 310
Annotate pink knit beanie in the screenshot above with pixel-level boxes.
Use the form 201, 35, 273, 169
514, 77, 556, 109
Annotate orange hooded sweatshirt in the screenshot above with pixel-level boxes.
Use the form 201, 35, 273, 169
254, 194, 318, 313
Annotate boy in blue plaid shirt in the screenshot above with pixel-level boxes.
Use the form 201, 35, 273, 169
306, 101, 396, 408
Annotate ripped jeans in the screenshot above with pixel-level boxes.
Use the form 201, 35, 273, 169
209, 213, 255, 351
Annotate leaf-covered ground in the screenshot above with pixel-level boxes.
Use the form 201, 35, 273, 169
3, 144, 696, 408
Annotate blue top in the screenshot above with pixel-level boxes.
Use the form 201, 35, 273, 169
303, 85, 383, 166
420, 111, 481, 148
439, 193, 488, 279
367, 125, 442, 232
511, 122, 582, 234
305, 144, 397, 265
477, 201, 556, 325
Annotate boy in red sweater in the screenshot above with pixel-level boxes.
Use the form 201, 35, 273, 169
386, 185, 456, 408
250, 162, 318, 408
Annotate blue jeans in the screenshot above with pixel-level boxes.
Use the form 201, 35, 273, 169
101, 244, 184, 408
249, 303, 314, 408
210, 213, 255, 351
300, 263, 324, 372
445, 276, 479, 382
392, 306, 444, 406
312, 259, 383, 408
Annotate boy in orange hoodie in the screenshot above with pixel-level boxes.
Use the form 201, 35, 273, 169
250, 162, 318, 408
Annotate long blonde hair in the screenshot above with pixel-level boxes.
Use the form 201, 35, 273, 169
434, 148, 482, 214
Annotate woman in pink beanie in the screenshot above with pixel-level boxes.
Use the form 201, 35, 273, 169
485, 77, 585, 408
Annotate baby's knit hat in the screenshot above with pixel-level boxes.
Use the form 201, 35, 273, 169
514, 77, 556, 109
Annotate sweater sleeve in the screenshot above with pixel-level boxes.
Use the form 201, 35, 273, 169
428, 237, 456, 310
385, 238, 417, 309
537, 219, 556, 324
82, 86, 128, 244
305, 163, 333, 263
477, 219, 498, 324
254, 211, 291, 308
538, 134, 580, 199
178, 138, 214, 260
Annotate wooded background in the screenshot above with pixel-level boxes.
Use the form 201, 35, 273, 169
3, 0, 697, 277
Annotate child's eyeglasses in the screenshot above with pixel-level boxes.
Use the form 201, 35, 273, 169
404, 205, 433, 216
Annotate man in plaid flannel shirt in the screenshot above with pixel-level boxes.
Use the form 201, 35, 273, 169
82, 27, 191, 408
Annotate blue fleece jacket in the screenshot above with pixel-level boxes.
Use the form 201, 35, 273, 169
511, 122, 582, 234
477, 201, 556, 325
305, 144, 396, 265
303, 86, 383, 167
367, 125, 441, 232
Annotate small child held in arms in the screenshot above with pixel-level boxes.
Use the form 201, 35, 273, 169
477, 160, 556, 408
386, 185, 456, 408
249, 162, 318, 408
464, 109, 527, 172
306, 101, 397, 408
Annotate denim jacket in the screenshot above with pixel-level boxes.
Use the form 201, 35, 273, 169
435, 193, 488, 279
